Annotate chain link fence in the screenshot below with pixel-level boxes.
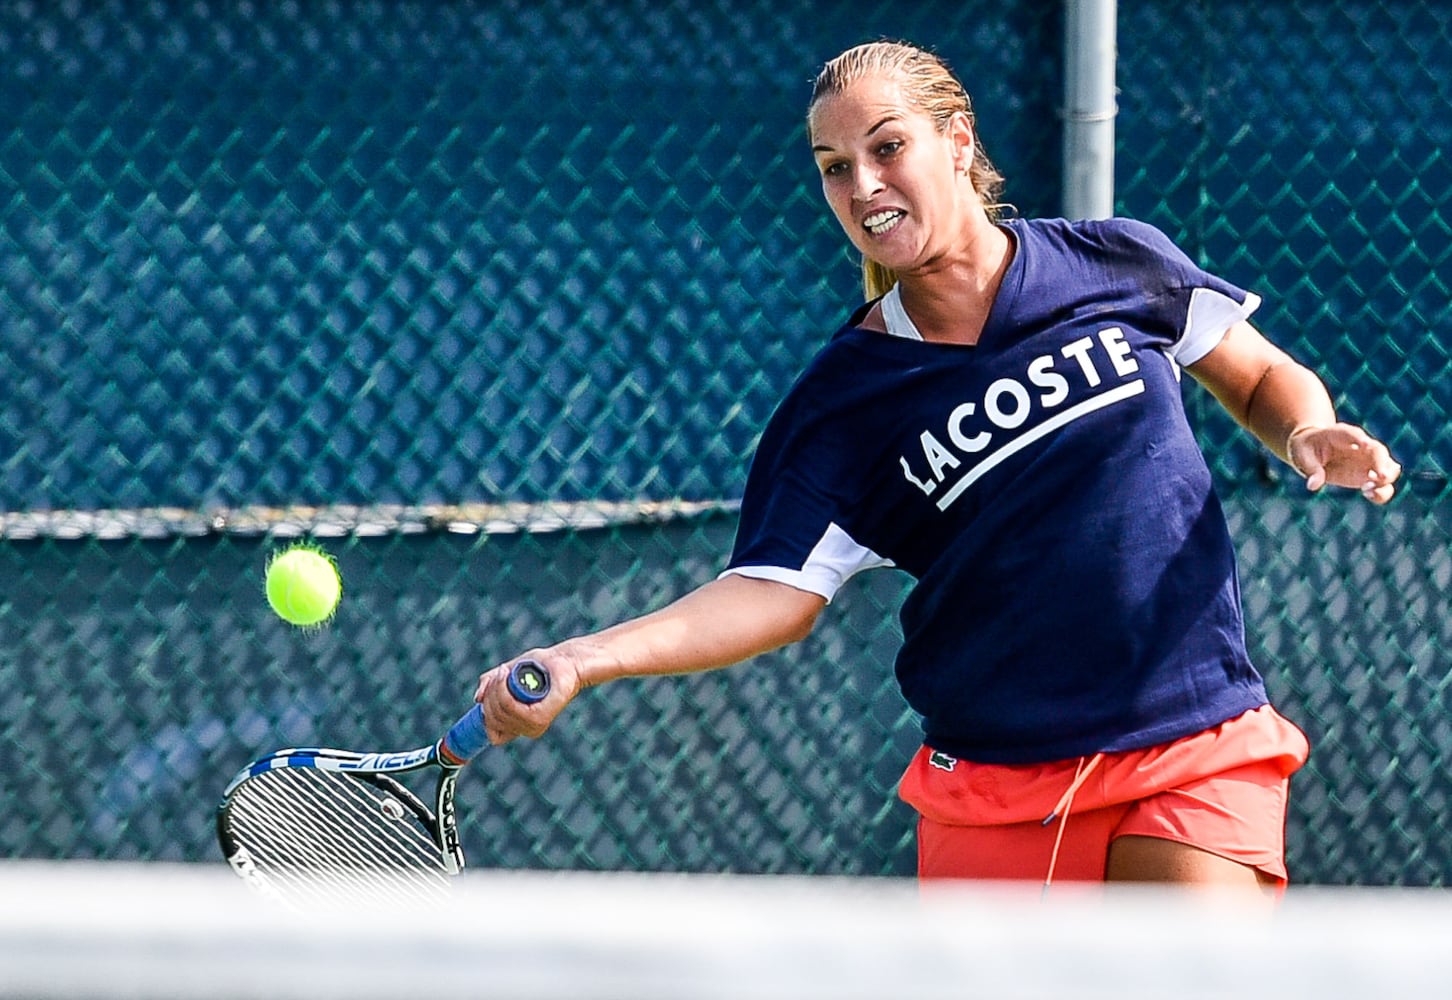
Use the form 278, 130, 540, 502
2, 0, 1447, 884
1117, 0, 1452, 883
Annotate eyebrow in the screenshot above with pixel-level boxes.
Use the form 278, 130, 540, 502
811, 114, 901, 154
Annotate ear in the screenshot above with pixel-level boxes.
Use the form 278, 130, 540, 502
947, 111, 975, 174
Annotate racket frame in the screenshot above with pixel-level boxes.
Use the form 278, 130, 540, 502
216, 660, 550, 886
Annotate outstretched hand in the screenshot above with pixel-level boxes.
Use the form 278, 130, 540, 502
1287, 424, 1401, 504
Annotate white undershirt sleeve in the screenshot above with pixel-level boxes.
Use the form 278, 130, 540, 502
1172, 288, 1262, 366
720, 522, 893, 602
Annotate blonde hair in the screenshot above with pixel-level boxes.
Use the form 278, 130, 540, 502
809, 40, 1007, 300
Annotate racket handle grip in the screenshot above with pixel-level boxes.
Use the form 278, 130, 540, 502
440, 659, 552, 764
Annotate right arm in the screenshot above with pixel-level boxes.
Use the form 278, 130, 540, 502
473, 573, 826, 744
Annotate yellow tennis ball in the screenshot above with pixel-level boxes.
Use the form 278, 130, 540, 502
265, 546, 342, 627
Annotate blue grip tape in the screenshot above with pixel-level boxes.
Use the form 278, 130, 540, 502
442, 704, 490, 763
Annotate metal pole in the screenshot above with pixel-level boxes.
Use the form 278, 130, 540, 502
1062, 0, 1118, 219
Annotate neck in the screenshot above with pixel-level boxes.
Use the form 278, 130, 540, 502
895, 221, 1012, 345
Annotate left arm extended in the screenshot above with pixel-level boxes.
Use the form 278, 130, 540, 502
1188, 320, 1401, 504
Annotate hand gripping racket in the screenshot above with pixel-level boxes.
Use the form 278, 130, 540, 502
216, 660, 550, 908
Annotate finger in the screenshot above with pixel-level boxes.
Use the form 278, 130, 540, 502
474, 664, 504, 705
1304, 466, 1327, 492
1360, 463, 1400, 503
480, 691, 518, 746
474, 668, 521, 744
1370, 450, 1402, 485
1358, 458, 1397, 486
1362, 480, 1397, 505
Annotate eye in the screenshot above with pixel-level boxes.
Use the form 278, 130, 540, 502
876, 139, 904, 158
820, 160, 849, 178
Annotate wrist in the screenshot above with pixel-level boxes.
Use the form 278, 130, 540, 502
549, 637, 618, 690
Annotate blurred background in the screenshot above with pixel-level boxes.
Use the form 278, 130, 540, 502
1, 0, 1448, 884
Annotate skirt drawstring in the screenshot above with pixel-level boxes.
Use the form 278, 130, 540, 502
1040, 752, 1104, 897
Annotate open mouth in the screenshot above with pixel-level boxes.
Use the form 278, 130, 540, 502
863, 209, 905, 236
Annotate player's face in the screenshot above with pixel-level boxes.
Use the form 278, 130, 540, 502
809, 75, 973, 274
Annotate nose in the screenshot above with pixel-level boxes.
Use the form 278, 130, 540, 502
851, 162, 884, 202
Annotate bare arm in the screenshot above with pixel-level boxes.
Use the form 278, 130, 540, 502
1188, 320, 1400, 503
474, 574, 827, 743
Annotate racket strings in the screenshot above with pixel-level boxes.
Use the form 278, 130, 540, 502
226, 767, 451, 907
236, 767, 444, 873
230, 776, 447, 908
230, 798, 439, 908
261, 768, 439, 867
232, 790, 425, 907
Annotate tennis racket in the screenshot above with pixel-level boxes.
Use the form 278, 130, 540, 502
216, 659, 550, 908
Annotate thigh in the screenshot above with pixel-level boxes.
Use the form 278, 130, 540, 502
1107, 758, 1296, 886
1106, 834, 1276, 891
919, 803, 1131, 883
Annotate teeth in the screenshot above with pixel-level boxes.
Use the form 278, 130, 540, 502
863, 210, 903, 234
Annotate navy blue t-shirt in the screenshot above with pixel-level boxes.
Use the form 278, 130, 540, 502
723, 217, 1269, 764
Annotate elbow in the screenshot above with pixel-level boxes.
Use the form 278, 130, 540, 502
778, 598, 824, 646
782, 608, 820, 646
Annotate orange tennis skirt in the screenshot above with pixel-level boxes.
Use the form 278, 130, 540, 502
899, 705, 1310, 884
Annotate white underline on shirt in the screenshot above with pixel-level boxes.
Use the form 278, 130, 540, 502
935, 379, 1147, 511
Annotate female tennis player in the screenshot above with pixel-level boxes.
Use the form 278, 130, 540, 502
475, 40, 1401, 892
